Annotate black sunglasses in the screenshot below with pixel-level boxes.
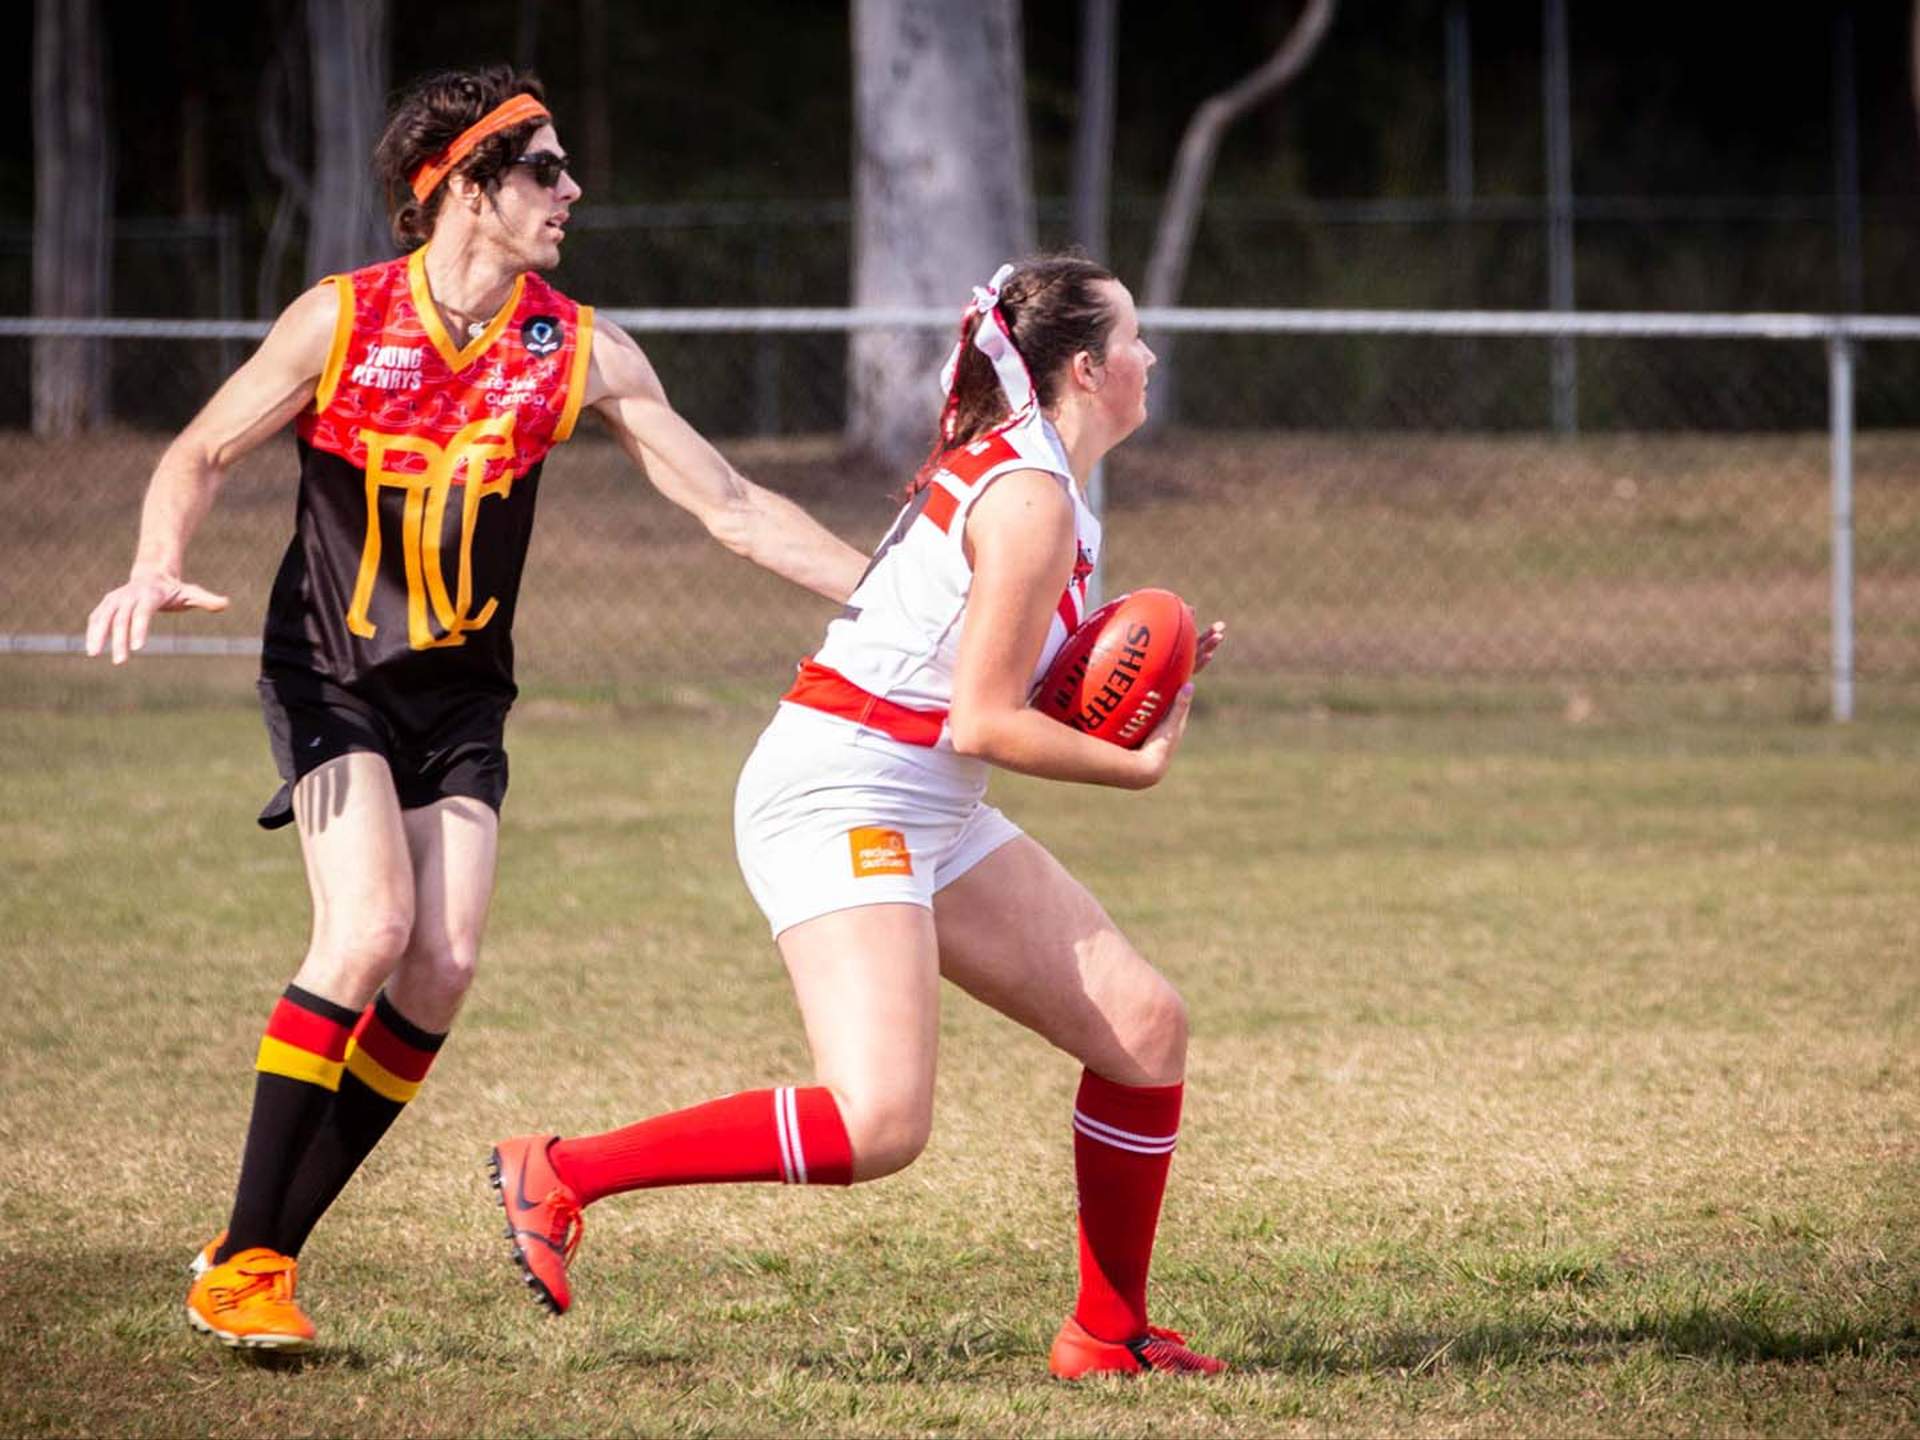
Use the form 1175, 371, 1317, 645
511, 151, 572, 189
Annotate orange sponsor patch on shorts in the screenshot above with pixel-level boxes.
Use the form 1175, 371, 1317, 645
848, 825, 913, 878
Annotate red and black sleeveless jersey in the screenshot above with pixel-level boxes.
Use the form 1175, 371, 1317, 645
262, 246, 593, 725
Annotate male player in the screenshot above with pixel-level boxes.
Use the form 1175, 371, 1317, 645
85, 65, 866, 1351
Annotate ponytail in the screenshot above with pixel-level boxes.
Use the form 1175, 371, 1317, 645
910, 253, 1118, 493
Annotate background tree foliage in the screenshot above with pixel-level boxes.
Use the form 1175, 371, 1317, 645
12, 0, 1920, 389
15, 3, 1918, 247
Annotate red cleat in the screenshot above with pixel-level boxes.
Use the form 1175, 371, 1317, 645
487, 1134, 583, 1315
1048, 1314, 1227, 1379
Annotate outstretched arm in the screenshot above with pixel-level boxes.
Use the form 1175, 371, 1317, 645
582, 318, 867, 603
85, 280, 339, 662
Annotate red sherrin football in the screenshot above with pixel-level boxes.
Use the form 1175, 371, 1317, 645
1032, 588, 1197, 749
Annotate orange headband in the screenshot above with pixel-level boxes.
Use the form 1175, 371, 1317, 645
409, 93, 552, 202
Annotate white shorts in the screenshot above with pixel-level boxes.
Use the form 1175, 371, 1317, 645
733, 703, 1025, 938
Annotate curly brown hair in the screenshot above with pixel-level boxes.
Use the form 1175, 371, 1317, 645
374, 66, 550, 250
916, 253, 1118, 490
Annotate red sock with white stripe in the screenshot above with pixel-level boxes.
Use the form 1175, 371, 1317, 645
546, 1087, 854, 1207
1071, 1069, 1184, 1342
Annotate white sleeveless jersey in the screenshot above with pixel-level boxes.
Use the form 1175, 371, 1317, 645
791, 410, 1099, 751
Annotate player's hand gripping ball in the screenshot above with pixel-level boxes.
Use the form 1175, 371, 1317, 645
1031, 588, 1198, 748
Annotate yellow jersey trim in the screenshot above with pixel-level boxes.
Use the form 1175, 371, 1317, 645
408, 245, 527, 374
314, 274, 355, 413
554, 305, 594, 442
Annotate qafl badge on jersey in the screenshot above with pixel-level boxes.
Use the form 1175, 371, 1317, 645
522, 315, 563, 357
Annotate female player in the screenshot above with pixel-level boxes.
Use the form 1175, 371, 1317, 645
84, 65, 867, 1353
492, 254, 1227, 1378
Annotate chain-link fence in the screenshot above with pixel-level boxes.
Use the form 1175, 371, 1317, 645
4, 309, 1917, 715
6, 190, 1914, 395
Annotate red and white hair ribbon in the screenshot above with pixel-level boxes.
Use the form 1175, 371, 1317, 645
937, 262, 1036, 441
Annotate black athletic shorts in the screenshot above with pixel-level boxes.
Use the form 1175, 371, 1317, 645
255, 669, 511, 830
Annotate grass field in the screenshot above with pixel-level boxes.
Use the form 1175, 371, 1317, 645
2, 662, 1916, 1436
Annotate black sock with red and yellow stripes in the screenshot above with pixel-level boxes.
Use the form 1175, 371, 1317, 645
276, 990, 445, 1256
213, 984, 359, 1265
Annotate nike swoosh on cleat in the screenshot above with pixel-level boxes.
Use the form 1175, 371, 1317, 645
510, 1226, 569, 1257
499, 1147, 548, 1215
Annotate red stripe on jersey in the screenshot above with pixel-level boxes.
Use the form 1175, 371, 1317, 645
265, 998, 353, 1061
921, 483, 959, 534
349, 1007, 436, 1083
782, 659, 946, 747
1057, 589, 1080, 634
942, 432, 1020, 486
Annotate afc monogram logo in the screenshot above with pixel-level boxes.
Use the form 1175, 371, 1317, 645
345, 414, 519, 650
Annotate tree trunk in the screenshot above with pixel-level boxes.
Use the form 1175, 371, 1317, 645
1911, 0, 1920, 158
1070, 0, 1117, 261
32, 0, 112, 438
174, 0, 209, 218
516, 0, 541, 69
849, 0, 1034, 470
257, 11, 309, 315
580, 0, 614, 198
305, 0, 390, 281
1140, 0, 1336, 432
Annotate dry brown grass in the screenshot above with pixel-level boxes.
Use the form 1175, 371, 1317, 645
1, 689, 1915, 1435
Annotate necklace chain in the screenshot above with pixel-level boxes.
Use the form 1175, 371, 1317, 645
442, 304, 489, 339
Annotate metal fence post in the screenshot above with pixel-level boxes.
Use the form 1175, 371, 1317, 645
1445, 2, 1473, 215
1828, 331, 1855, 722
1543, 0, 1577, 434
1073, 0, 1117, 612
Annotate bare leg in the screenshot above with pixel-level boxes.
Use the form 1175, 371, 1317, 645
389, 795, 499, 1030
777, 902, 943, 1180
276, 795, 499, 1255
215, 753, 414, 1263
533, 901, 941, 1209
287, 753, 417, 1009
499, 901, 942, 1313
933, 835, 1210, 1366
932, 836, 1186, 1085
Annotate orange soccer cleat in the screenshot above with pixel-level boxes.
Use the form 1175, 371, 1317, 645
488, 1134, 584, 1315
185, 1247, 316, 1352
1048, 1314, 1227, 1379
189, 1229, 229, 1278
